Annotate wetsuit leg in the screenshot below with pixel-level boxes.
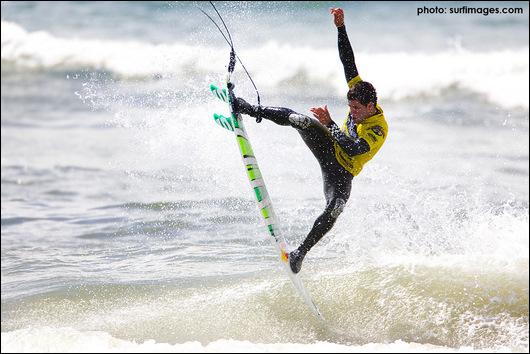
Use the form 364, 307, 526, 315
299, 165, 352, 254
255, 107, 354, 273
289, 165, 352, 273
243, 104, 337, 164
238, 102, 353, 273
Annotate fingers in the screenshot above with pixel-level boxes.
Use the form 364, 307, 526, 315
309, 106, 330, 123
310, 107, 323, 119
330, 8, 344, 27
310, 107, 324, 114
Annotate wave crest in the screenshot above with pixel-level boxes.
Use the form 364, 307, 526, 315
2, 21, 528, 109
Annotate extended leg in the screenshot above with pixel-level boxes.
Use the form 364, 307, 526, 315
235, 98, 311, 128
235, 98, 336, 163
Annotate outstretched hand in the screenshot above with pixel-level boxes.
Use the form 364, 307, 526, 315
310, 105, 332, 126
330, 8, 344, 27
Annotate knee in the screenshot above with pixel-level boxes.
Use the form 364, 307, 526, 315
288, 113, 311, 129
328, 198, 346, 219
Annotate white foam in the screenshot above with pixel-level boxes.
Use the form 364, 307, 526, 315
1, 327, 514, 353
323, 186, 530, 274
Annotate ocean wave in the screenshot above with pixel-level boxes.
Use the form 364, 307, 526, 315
1, 258, 527, 350
2, 21, 528, 109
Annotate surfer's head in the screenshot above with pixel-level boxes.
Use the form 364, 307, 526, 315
347, 81, 377, 123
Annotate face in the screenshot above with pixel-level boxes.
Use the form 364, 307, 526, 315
348, 99, 374, 123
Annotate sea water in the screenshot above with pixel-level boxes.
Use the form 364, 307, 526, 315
1, 1, 528, 352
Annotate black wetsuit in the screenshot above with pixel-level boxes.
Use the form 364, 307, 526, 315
236, 25, 366, 273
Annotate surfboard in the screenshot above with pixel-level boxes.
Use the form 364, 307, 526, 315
210, 83, 324, 321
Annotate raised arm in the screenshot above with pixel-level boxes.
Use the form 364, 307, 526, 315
331, 8, 359, 85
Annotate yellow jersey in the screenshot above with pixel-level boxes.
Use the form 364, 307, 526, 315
333, 75, 388, 176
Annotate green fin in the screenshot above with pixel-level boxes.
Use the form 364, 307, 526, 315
213, 113, 235, 131
210, 84, 229, 103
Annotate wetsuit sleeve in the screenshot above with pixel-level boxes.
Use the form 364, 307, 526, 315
328, 121, 370, 156
337, 25, 360, 88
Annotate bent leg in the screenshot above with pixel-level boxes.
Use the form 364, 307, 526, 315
299, 196, 347, 254
289, 169, 352, 273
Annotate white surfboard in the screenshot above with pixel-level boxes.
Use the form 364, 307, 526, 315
210, 83, 324, 321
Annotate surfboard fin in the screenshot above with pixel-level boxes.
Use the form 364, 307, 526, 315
213, 113, 235, 131
210, 84, 229, 103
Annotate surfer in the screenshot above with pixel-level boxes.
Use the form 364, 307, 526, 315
234, 8, 388, 273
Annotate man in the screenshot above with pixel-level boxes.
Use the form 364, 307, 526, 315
234, 8, 388, 273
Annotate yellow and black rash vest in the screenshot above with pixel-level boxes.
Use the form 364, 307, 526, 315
331, 75, 388, 176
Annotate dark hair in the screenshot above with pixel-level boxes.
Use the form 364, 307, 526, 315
347, 81, 377, 105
